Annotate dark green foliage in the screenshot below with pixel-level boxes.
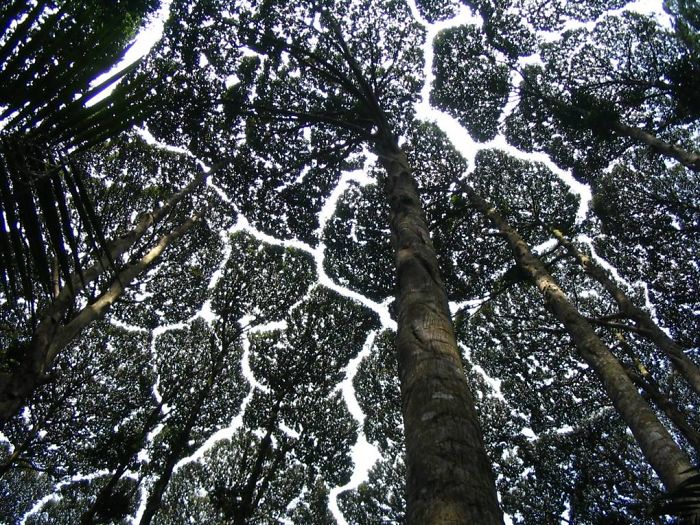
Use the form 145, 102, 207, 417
0, 0, 159, 315
323, 181, 394, 302
211, 232, 318, 320
459, 0, 536, 58
431, 25, 509, 142
338, 331, 406, 524
0, 321, 156, 523
505, 10, 700, 182
150, 287, 377, 524
413, 0, 463, 23
5, 0, 700, 523
664, 0, 700, 121
591, 156, 700, 348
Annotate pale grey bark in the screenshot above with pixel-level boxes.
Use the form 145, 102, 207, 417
553, 230, 700, 398
467, 186, 697, 494
0, 169, 212, 426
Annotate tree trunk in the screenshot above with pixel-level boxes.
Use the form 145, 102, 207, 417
611, 121, 700, 172
139, 395, 204, 525
553, 230, 700, 398
467, 186, 697, 494
138, 442, 183, 525
139, 330, 233, 525
0, 181, 207, 426
376, 135, 503, 525
545, 94, 700, 172
627, 366, 700, 455
80, 402, 164, 525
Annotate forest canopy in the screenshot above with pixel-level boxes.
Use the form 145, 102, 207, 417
1, 0, 699, 523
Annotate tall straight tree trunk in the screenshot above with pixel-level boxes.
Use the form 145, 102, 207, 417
466, 185, 697, 495
375, 134, 503, 525
139, 394, 206, 525
244, 13, 503, 520
553, 230, 700, 397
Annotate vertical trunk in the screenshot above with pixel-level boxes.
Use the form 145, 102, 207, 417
138, 442, 184, 525
467, 186, 696, 494
376, 135, 503, 525
553, 230, 700, 397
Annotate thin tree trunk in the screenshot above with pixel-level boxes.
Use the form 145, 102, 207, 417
138, 440, 186, 525
139, 329, 233, 525
627, 366, 700, 455
376, 135, 503, 525
232, 412, 277, 525
553, 230, 700, 397
139, 389, 207, 525
611, 121, 700, 172
466, 186, 697, 494
541, 91, 700, 172
80, 462, 131, 525
80, 402, 164, 525
0, 167, 211, 425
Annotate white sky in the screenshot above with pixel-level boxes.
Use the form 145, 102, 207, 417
19, 0, 676, 523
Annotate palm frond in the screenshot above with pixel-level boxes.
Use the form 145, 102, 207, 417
653, 470, 700, 524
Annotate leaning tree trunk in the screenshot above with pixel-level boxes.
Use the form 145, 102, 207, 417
466, 186, 697, 496
0, 168, 210, 426
376, 133, 503, 525
611, 121, 700, 172
553, 229, 700, 397
139, 331, 232, 525
546, 95, 700, 172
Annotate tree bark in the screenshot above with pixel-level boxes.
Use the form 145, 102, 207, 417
466, 186, 697, 494
376, 135, 503, 525
626, 366, 700, 456
611, 121, 700, 172
553, 230, 700, 397
0, 166, 209, 426
543, 93, 700, 172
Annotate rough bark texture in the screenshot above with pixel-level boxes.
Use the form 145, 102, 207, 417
467, 187, 696, 493
553, 230, 700, 397
377, 136, 503, 525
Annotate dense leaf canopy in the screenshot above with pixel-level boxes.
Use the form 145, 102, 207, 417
1, 0, 699, 523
